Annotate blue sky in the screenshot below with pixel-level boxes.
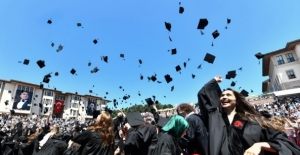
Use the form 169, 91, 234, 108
0, 1, 300, 109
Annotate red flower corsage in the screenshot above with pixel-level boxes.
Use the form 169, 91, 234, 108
233, 120, 243, 128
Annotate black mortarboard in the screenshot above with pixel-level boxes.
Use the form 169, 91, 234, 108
165, 22, 171, 32
101, 56, 108, 63
140, 74, 143, 80
126, 112, 144, 127
226, 70, 237, 79
93, 39, 98, 44
10, 110, 15, 114
251, 89, 253, 93
43, 74, 51, 83
179, 6, 184, 14
93, 110, 101, 119
212, 30, 220, 39
227, 18, 231, 24
89, 90, 93, 93
231, 81, 236, 87
91, 67, 99, 73
175, 65, 181, 72
40, 83, 44, 89
240, 89, 249, 97
51, 42, 54, 47
204, 53, 216, 64
139, 59, 142, 65
260, 110, 272, 119
23, 59, 30, 65
44, 107, 48, 114
56, 44, 63, 52
255, 52, 264, 59
164, 74, 173, 83
88, 61, 91, 66
47, 19, 52, 24
145, 98, 154, 106
197, 64, 202, 69
54, 72, 59, 76
171, 48, 177, 55
150, 75, 157, 82
183, 62, 186, 68
4, 100, 9, 106
70, 68, 76, 75
171, 86, 174, 91
192, 74, 196, 79
238, 67, 242, 71
37, 60, 45, 68
77, 23, 82, 27
120, 54, 124, 58
197, 18, 208, 30
106, 92, 109, 95
157, 117, 169, 128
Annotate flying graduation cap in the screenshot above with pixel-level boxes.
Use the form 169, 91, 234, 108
138, 59, 142, 67
23, 59, 30, 65
175, 65, 181, 74
120, 54, 125, 60
47, 19, 52, 24
164, 74, 173, 83
77, 23, 82, 27
240, 89, 249, 97
230, 81, 236, 87
197, 18, 208, 35
255, 52, 264, 64
54, 72, 59, 76
88, 61, 91, 66
56, 44, 63, 52
225, 18, 231, 29
51, 42, 54, 47
171, 86, 174, 91
91, 67, 99, 73
70, 68, 76, 75
101, 56, 108, 63
165, 22, 172, 41
140, 74, 143, 80
37, 60, 45, 68
211, 30, 220, 46
170, 48, 177, 55
93, 39, 98, 44
204, 53, 216, 64
226, 70, 237, 79
192, 74, 196, 79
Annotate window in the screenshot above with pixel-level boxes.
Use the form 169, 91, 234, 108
276, 55, 285, 65
17, 85, 34, 92
55, 95, 65, 101
285, 53, 295, 63
73, 95, 80, 100
44, 90, 53, 96
286, 70, 296, 79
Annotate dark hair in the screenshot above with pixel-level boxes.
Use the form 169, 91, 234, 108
178, 103, 194, 114
223, 88, 286, 133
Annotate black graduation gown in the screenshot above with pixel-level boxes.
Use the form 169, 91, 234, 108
34, 138, 68, 155
73, 130, 114, 155
147, 132, 181, 155
198, 78, 300, 155
124, 125, 157, 155
178, 114, 209, 155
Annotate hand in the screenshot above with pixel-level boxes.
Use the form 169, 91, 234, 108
244, 143, 262, 155
124, 123, 131, 129
214, 75, 222, 83
114, 147, 120, 155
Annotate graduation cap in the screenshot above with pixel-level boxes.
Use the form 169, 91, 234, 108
145, 98, 154, 106
70, 68, 76, 75
37, 60, 45, 68
179, 6, 184, 14
138, 91, 141, 96
226, 70, 237, 79
183, 62, 187, 68
164, 74, 173, 83
4, 100, 9, 106
89, 90, 93, 93
157, 117, 169, 128
165, 22, 171, 32
230, 81, 236, 87
43, 73, 51, 83
255, 52, 264, 59
204, 53, 216, 64
260, 110, 272, 119
88, 61, 91, 66
47, 19, 52, 24
175, 65, 181, 73
51, 42, 54, 47
126, 112, 145, 127
40, 83, 44, 89
93, 39, 98, 44
54, 72, 59, 76
197, 18, 208, 35
192, 74, 196, 79
197, 64, 202, 69
93, 110, 101, 119
23, 59, 30, 65
251, 89, 254, 93
56, 44, 63, 52
91, 67, 99, 73
238, 67, 242, 71
77, 23, 82, 27
171, 86, 174, 91
106, 92, 109, 95
101, 56, 108, 63
10, 110, 15, 114
140, 74, 143, 80
44, 107, 49, 114
138, 59, 142, 67
150, 75, 157, 82
171, 48, 177, 55
240, 89, 249, 97
120, 54, 125, 59
211, 30, 220, 46
225, 18, 231, 29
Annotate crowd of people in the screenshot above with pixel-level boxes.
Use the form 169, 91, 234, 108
0, 75, 300, 155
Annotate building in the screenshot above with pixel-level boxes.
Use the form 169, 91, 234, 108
262, 39, 300, 97
0, 78, 110, 120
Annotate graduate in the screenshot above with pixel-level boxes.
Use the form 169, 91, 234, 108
198, 75, 300, 155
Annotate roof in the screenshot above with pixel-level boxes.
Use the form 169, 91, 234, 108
262, 39, 300, 76
273, 88, 300, 97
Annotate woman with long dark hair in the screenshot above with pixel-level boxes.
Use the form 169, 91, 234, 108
198, 75, 300, 155
73, 111, 114, 155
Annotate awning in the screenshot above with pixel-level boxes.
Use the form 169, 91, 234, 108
273, 88, 300, 97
